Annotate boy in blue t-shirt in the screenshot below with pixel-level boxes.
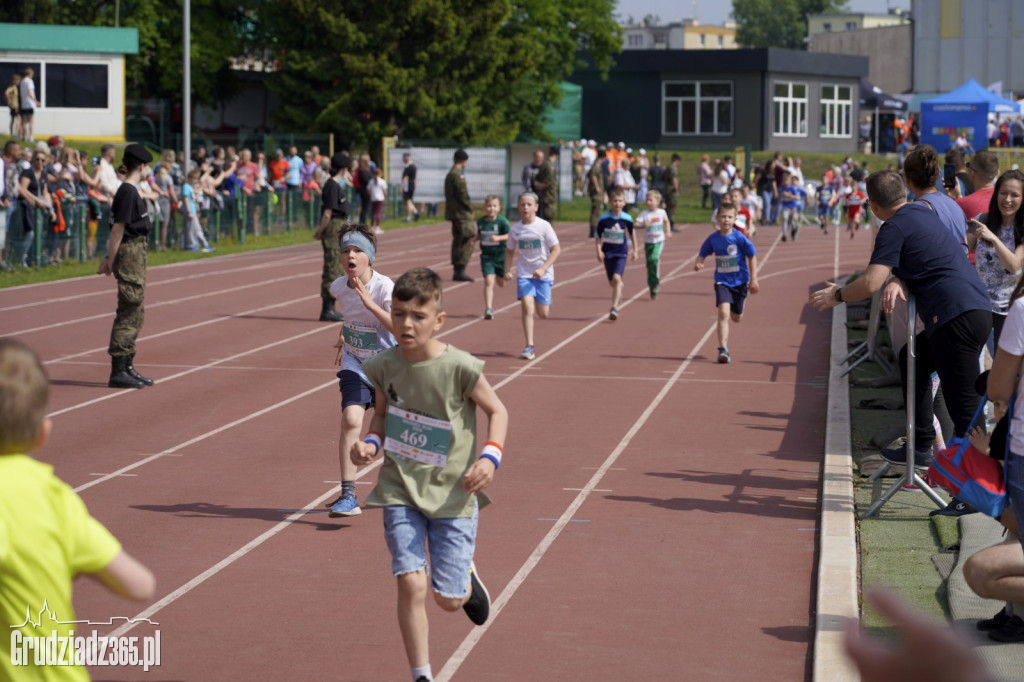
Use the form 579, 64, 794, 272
816, 174, 835, 235
695, 202, 760, 364
594, 188, 638, 320
778, 172, 807, 242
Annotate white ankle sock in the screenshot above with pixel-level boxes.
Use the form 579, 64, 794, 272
411, 664, 432, 681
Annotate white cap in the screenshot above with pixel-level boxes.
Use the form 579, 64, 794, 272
606, 141, 614, 148
588, 139, 596, 146
638, 148, 646, 155
626, 147, 633, 154
618, 141, 626, 149
579, 138, 587, 145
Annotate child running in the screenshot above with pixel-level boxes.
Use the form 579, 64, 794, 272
778, 172, 806, 242
324, 224, 396, 517
634, 189, 671, 299
816, 174, 835, 235
695, 202, 760, 364
727, 187, 754, 237
352, 267, 509, 682
841, 175, 867, 239
0, 339, 156, 681
595, 188, 638, 320
504, 192, 561, 360
477, 194, 511, 320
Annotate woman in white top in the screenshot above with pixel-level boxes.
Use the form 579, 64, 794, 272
710, 159, 730, 213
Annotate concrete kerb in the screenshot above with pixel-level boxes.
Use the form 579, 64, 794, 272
812, 286, 861, 681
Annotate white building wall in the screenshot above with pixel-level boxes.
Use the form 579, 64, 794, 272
0, 50, 126, 139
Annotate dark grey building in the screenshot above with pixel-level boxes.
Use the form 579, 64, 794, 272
569, 48, 868, 153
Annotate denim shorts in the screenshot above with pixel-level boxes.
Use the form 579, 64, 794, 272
517, 277, 552, 306
382, 503, 478, 598
337, 369, 375, 410
1007, 450, 1024, 552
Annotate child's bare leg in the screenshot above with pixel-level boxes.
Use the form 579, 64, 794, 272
611, 274, 623, 308
536, 303, 550, 320
521, 296, 536, 346
397, 571, 430, 668
717, 302, 731, 349
484, 274, 496, 309
339, 404, 366, 482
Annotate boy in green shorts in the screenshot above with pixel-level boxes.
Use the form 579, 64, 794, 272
0, 339, 156, 681
352, 267, 509, 682
477, 194, 510, 319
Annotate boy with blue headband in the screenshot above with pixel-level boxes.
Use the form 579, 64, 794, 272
324, 224, 396, 517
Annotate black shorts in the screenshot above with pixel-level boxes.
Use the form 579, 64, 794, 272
715, 282, 749, 315
8, 108, 16, 119
19, 108, 33, 119
337, 369, 375, 410
402, 190, 414, 201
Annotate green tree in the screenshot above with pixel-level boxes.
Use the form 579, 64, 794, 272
255, 0, 620, 150
732, 0, 848, 50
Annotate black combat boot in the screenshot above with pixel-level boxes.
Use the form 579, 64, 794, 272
126, 355, 155, 386
109, 356, 146, 389
319, 300, 344, 322
453, 265, 474, 282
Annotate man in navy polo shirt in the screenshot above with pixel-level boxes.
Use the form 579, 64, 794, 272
811, 170, 991, 469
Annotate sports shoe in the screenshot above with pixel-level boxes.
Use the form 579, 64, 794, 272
519, 345, 535, 360
650, 288, 659, 300
609, 307, 619, 320
484, 308, 493, 320
717, 347, 730, 364
978, 607, 1013, 631
781, 233, 787, 242
200, 246, 216, 252
988, 614, 1024, 643
328, 492, 362, 518
929, 497, 977, 517
879, 442, 934, 469
462, 561, 491, 626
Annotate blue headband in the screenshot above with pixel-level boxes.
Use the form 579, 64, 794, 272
341, 230, 376, 264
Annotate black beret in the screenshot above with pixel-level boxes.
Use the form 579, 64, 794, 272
123, 143, 153, 164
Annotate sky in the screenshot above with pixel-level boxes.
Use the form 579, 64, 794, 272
614, 0, 911, 26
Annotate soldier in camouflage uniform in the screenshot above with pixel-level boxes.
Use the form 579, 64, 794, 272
662, 153, 681, 233
587, 148, 606, 238
314, 152, 351, 322
534, 146, 559, 222
98, 144, 155, 389
445, 149, 475, 282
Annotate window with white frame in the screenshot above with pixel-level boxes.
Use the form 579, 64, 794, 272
820, 84, 852, 138
823, 22, 832, 31
845, 21, 857, 30
663, 81, 733, 135
773, 81, 807, 137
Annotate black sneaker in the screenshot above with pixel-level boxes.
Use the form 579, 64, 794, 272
879, 442, 934, 469
462, 562, 491, 626
978, 607, 1013, 631
988, 614, 1024, 643
929, 497, 978, 517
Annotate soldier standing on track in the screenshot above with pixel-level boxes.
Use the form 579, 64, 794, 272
98, 144, 155, 389
534, 145, 559, 222
445, 149, 476, 282
314, 152, 350, 322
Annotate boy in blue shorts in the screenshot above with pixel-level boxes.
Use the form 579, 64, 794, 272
779, 171, 807, 242
0, 339, 156, 682
695, 202, 760, 364
503, 192, 561, 360
477, 194, 510, 320
324, 224, 396, 517
352, 267, 509, 682
816, 173, 835, 235
595, 187, 638, 320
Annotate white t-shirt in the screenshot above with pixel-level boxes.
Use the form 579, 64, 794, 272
635, 208, 669, 244
508, 218, 559, 281
368, 177, 387, 202
329, 270, 396, 379
613, 168, 636, 205
98, 159, 121, 195
581, 146, 597, 176
19, 77, 36, 110
999, 297, 1024, 453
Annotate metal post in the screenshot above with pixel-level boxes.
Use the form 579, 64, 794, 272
862, 294, 945, 517
34, 208, 42, 269
183, 0, 191, 174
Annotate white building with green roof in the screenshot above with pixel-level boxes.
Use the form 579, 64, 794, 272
0, 23, 139, 140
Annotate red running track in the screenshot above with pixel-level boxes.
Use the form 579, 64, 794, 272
0, 220, 874, 681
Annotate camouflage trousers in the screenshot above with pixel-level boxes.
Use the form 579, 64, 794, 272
589, 195, 604, 236
539, 200, 557, 222
108, 236, 148, 357
451, 218, 475, 266
321, 218, 346, 303
663, 193, 678, 227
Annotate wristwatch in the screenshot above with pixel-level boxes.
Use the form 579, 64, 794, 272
834, 287, 843, 303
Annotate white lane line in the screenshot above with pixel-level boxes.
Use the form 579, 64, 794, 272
48, 324, 334, 418
73, 378, 340, 493
104, 458, 384, 640
437, 232, 785, 681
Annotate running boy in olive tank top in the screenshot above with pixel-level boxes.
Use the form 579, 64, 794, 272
352, 267, 509, 682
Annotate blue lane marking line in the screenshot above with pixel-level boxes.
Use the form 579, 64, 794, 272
537, 518, 590, 522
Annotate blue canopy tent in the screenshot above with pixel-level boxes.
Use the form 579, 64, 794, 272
921, 79, 1020, 152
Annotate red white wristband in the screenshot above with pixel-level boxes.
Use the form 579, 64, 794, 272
479, 441, 503, 469
364, 432, 383, 455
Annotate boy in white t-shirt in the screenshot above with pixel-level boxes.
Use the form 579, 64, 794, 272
634, 189, 671, 299
503, 192, 561, 360
325, 224, 397, 517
